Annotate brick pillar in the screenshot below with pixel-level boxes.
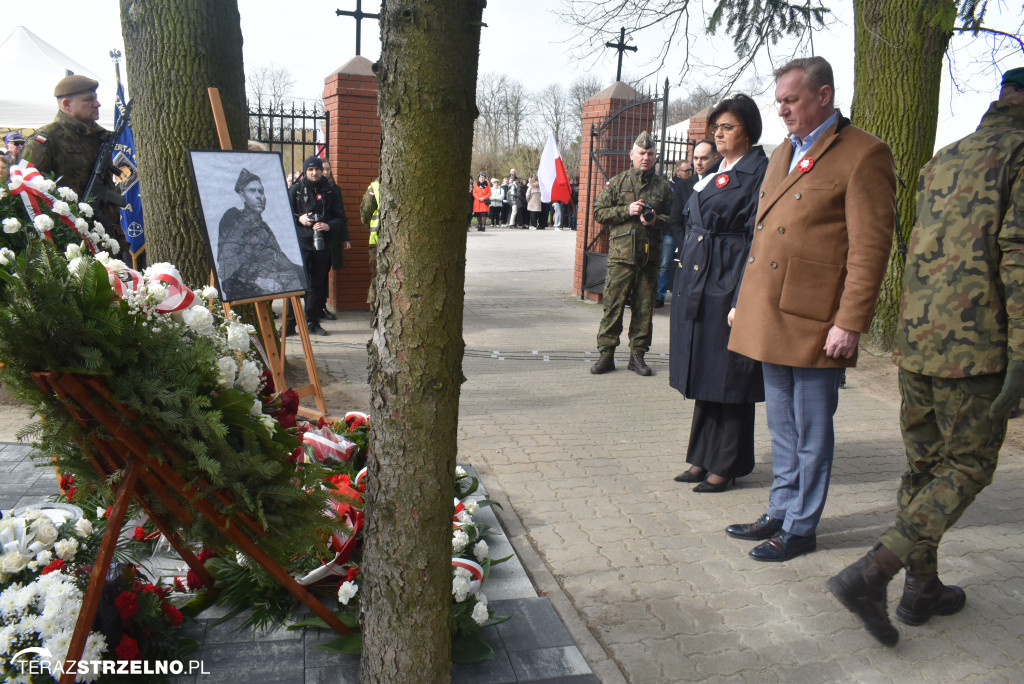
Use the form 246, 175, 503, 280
573, 82, 656, 301
687, 106, 712, 149
322, 56, 380, 310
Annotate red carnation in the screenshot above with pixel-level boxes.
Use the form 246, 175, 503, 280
197, 548, 217, 563
289, 446, 304, 464
59, 473, 74, 489
173, 576, 187, 592
114, 591, 139, 620
344, 414, 368, 430
278, 412, 297, 430
161, 603, 184, 626
345, 565, 360, 581
104, 506, 112, 519
185, 569, 200, 591
42, 559, 66, 575
133, 527, 146, 541
280, 389, 300, 415
260, 368, 276, 396
115, 634, 140, 661
65, 486, 76, 502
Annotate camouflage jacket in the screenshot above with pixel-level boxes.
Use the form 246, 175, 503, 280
893, 100, 1024, 377
0, 153, 15, 185
19, 110, 113, 198
593, 167, 672, 264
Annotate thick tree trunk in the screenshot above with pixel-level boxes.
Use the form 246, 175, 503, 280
360, 2, 485, 681
119, 0, 248, 284
852, 0, 954, 349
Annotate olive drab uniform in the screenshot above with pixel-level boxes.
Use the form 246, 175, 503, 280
882, 99, 1024, 574
592, 145, 673, 358
20, 110, 125, 249
360, 179, 380, 305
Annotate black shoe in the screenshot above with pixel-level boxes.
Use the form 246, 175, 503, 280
895, 573, 966, 626
693, 476, 735, 493
655, 299, 665, 309
284, 324, 296, 336
321, 309, 337, 321
674, 468, 705, 483
726, 514, 783, 541
590, 355, 615, 374
827, 544, 903, 646
627, 354, 652, 376
307, 322, 328, 336
749, 531, 816, 562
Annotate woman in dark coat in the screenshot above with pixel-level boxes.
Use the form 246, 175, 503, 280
669, 94, 768, 493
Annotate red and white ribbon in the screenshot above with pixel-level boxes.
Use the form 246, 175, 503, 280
303, 429, 357, 463
355, 467, 368, 488
108, 267, 144, 300
146, 264, 197, 313
452, 557, 484, 595
7, 160, 80, 237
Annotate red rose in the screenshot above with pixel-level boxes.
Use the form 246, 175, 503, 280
161, 603, 184, 626
114, 591, 139, 620
133, 527, 146, 541
278, 412, 297, 430
173, 576, 187, 592
115, 634, 140, 661
281, 389, 300, 415
42, 559, 66, 575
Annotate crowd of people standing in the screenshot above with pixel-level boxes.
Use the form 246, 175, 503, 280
467, 170, 579, 230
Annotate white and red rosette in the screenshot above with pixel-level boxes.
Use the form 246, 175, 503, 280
715, 174, 729, 188
797, 157, 814, 173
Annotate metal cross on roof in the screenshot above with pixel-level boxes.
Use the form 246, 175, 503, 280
605, 27, 637, 82
336, 0, 382, 56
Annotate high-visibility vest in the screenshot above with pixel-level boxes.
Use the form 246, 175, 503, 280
368, 180, 380, 245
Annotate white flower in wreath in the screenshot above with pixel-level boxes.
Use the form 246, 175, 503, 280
455, 466, 468, 478
34, 549, 53, 567
452, 576, 471, 603
53, 538, 78, 561
471, 595, 489, 625
74, 518, 94, 539
65, 242, 83, 260
146, 281, 169, 304
226, 321, 251, 352
216, 356, 237, 389
2, 217, 20, 233
259, 414, 276, 431
105, 237, 119, 253
57, 186, 79, 203
78, 202, 94, 217
473, 540, 488, 562
464, 499, 479, 516
456, 510, 472, 525
182, 305, 216, 337
237, 360, 260, 394
452, 528, 469, 554
93, 222, 106, 236
201, 285, 219, 300
337, 581, 359, 605
67, 256, 87, 274
249, 399, 264, 417
0, 550, 29, 575
51, 200, 71, 216
95, 252, 127, 272
33, 214, 54, 233
41, 178, 56, 193
0, 247, 15, 266
74, 217, 89, 233
30, 518, 59, 546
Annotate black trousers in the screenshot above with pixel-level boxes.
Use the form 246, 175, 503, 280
289, 240, 332, 327
685, 399, 756, 479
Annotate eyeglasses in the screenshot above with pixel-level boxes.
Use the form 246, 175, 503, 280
710, 123, 742, 133
679, 169, 693, 176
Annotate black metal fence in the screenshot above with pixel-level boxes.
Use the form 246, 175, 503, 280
247, 99, 329, 177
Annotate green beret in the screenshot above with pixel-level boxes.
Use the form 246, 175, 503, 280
633, 131, 655, 149
234, 168, 261, 193
54, 75, 99, 98
1002, 67, 1024, 89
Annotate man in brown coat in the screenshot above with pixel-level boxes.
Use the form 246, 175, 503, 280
724, 56, 896, 562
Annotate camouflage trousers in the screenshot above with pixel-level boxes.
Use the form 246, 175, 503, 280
596, 259, 658, 356
879, 369, 1007, 573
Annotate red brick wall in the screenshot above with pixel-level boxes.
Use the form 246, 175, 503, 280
322, 57, 380, 310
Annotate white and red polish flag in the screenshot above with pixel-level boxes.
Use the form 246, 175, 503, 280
537, 132, 573, 204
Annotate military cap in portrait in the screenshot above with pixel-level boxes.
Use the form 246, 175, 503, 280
234, 168, 261, 193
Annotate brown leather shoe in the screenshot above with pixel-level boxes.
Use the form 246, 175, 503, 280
627, 354, 652, 376
590, 355, 615, 374
895, 573, 966, 626
827, 544, 903, 646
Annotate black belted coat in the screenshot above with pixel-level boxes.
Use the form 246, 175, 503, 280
669, 147, 768, 404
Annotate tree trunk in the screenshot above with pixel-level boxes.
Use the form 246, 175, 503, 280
119, 0, 248, 285
360, 2, 485, 681
852, 0, 954, 349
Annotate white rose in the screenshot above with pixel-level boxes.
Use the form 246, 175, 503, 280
201, 285, 219, 300
31, 519, 59, 546
2, 217, 20, 233
217, 356, 237, 388
452, 529, 469, 554
226, 322, 251, 352
250, 399, 263, 417
182, 305, 216, 336
237, 360, 260, 393
473, 540, 488, 562
53, 538, 78, 561
0, 247, 14, 266
33, 214, 54, 233
74, 518, 93, 539
0, 551, 29, 575
471, 599, 489, 625
57, 187, 79, 203
337, 581, 359, 605
51, 200, 71, 216
78, 202, 94, 217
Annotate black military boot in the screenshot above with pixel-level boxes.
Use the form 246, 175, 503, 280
895, 573, 966, 626
590, 355, 615, 374
627, 354, 652, 376
826, 544, 903, 646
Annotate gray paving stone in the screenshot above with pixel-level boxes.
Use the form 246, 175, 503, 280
493, 598, 575, 652
506, 645, 592, 681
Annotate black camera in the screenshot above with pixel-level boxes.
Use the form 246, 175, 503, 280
311, 213, 326, 251
641, 203, 657, 224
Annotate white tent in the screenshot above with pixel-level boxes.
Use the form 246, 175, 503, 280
0, 26, 116, 131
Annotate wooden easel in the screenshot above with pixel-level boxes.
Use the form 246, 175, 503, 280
32, 372, 349, 684
207, 87, 328, 420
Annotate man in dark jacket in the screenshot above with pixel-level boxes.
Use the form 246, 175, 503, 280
287, 156, 348, 336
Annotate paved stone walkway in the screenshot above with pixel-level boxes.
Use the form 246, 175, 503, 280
3, 226, 1024, 682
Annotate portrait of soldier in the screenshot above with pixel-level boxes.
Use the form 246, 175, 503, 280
217, 167, 306, 302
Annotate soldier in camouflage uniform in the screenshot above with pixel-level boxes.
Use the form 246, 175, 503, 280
19, 75, 125, 249
590, 131, 673, 376
828, 66, 1024, 647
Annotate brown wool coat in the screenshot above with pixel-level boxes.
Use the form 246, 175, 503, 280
728, 115, 896, 369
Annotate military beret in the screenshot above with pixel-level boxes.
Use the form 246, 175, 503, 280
633, 131, 655, 149
1002, 67, 1024, 89
3, 132, 24, 144
304, 155, 324, 171
54, 75, 99, 98
234, 168, 261, 193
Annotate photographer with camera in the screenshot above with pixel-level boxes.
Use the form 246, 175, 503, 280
590, 131, 673, 376
287, 156, 348, 336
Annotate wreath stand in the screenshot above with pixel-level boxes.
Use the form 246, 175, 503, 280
207, 86, 330, 421
31, 372, 349, 684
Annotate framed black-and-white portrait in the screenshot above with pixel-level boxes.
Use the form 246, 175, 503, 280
187, 150, 306, 304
